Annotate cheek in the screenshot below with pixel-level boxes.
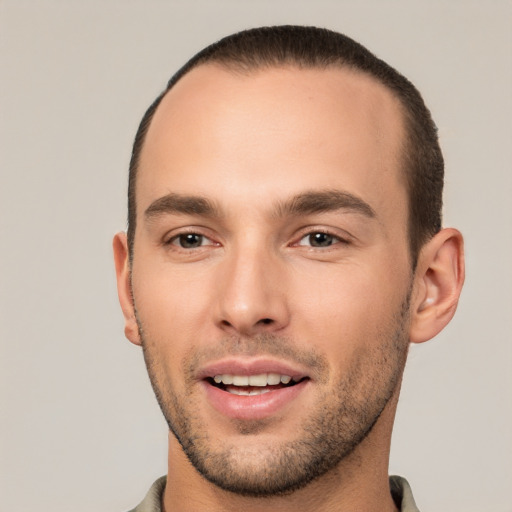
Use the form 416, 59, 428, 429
131, 262, 216, 355
289, 260, 409, 357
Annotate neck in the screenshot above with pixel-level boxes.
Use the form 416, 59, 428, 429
163, 389, 401, 512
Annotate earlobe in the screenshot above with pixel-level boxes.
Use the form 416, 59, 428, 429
409, 228, 465, 344
113, 232, 141, 345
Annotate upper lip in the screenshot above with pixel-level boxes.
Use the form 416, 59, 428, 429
196, 358, 309, 381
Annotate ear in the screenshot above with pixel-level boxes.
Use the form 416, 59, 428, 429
409, 228, 465, 344
113, 232, 141, 345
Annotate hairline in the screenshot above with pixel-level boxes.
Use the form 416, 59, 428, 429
129, 60, 428, 269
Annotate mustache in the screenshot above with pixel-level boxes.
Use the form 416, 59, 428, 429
182, 333, 330, 383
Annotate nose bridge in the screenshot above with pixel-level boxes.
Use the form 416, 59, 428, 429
216, 236, 289, 335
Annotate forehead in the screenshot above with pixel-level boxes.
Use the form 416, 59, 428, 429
137, 64, 407, 221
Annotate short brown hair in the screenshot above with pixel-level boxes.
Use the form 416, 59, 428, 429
127, 26, 443, 267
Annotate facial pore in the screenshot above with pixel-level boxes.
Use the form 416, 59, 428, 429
137, 290, 411, 497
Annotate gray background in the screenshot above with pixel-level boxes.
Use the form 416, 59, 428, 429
1, 1, 511, 511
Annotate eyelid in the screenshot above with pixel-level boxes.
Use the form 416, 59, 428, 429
163, 227, 219, 247
169, 234, 213, 248
292, 226, 353, 247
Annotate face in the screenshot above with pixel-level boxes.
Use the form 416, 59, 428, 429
127, 65, 414, 495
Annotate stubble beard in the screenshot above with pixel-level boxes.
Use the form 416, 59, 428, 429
138, 294, 411, 498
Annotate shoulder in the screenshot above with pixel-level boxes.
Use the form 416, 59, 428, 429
389, 475, 421, 512
126, 476, 167, 512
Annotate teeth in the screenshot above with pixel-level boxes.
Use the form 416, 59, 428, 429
212, 373, 296, 387
232, 375, 249, 386
220, 374, 233, 384
267, 373, 281, 385
227, 387, 273, 396
248, 374, 267, 386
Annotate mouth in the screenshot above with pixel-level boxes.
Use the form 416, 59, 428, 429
207, 373, 307, 396
199, 361, 311, 420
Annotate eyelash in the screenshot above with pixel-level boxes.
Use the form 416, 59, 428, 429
164, 227, 350, 252
165, 231, 217, 249
294, 229, 351, 249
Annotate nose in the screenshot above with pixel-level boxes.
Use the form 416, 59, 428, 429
215, 245, 290, 336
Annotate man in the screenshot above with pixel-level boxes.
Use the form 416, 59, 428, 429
113, 26, 464, 512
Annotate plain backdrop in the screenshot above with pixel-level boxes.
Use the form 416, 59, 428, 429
1, 1, 511, 511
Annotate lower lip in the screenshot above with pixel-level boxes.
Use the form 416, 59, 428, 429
203, 380, 309, 421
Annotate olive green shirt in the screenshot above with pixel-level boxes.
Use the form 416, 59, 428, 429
128, 475, 420, 511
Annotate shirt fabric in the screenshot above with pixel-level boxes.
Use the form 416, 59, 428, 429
127, 474, 420, 511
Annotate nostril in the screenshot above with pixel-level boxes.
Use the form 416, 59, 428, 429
218, 316, 279, 334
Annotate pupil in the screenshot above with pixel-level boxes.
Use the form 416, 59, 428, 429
180, 234, 202, 248
310, 233, 333, 247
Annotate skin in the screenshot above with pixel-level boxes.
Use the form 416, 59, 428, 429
114, 64, 464, 511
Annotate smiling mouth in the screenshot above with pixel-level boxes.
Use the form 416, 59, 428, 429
207, 373, 308, 396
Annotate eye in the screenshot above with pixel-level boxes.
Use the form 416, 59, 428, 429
170, 233, 212, 249
297, 232, 345, 248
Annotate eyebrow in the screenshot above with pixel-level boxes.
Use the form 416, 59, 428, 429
144, 189, 376, 222
144, 193, 221, 220
274, 190, 376, 219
